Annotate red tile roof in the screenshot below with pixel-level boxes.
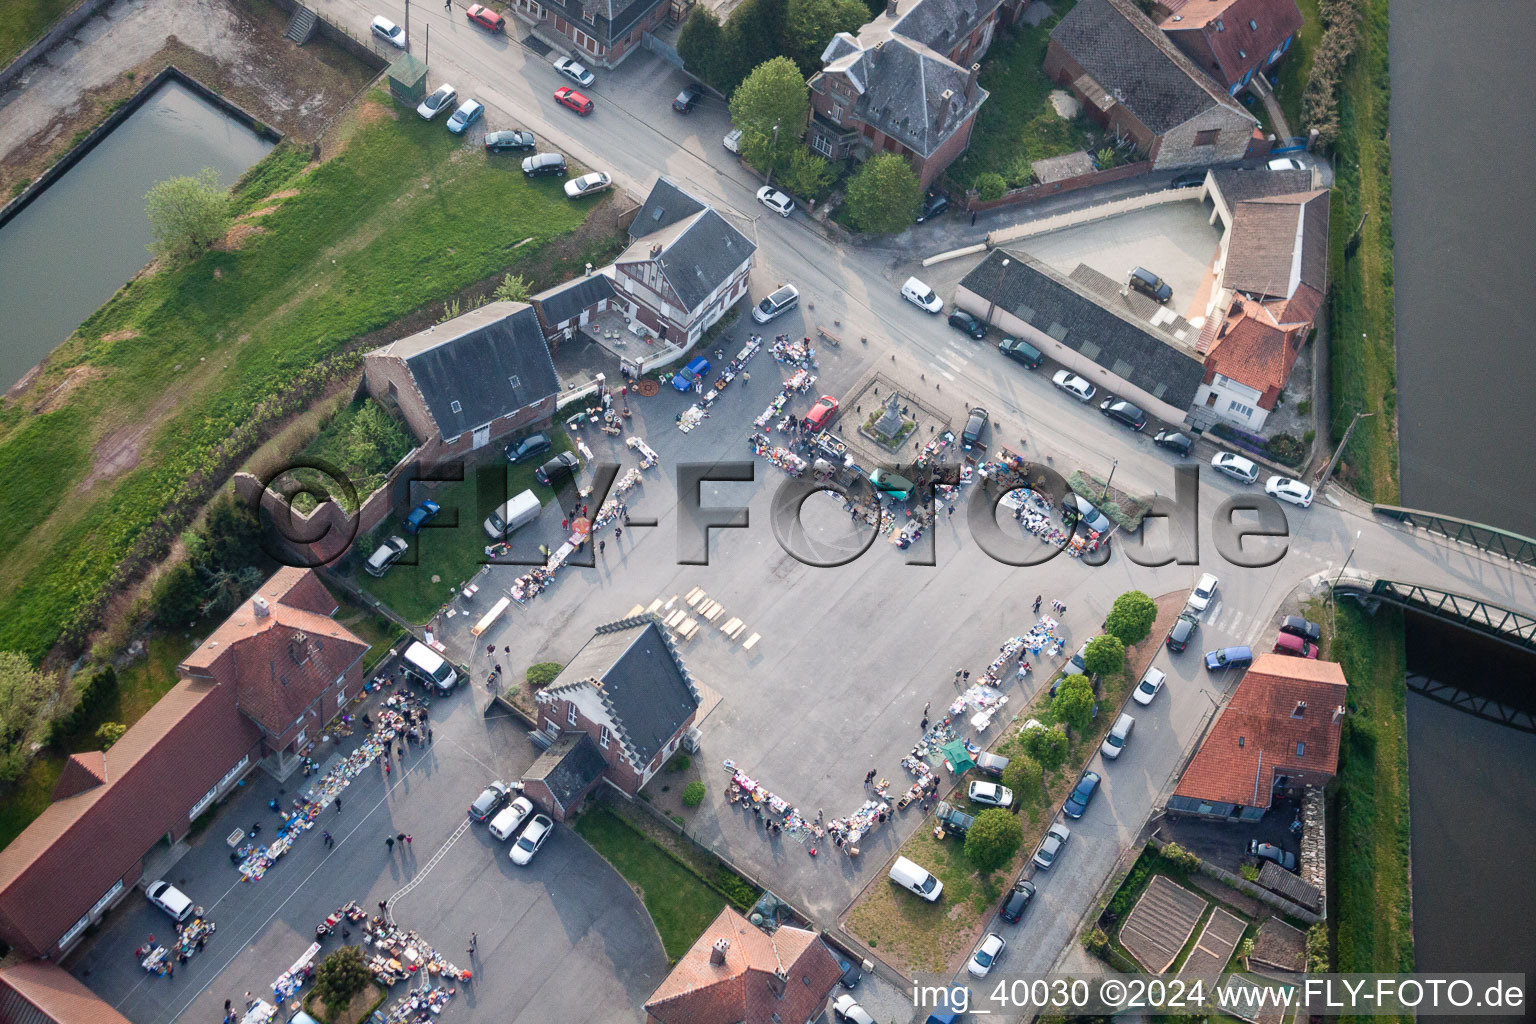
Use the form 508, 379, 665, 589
644, 907, 842, 1024
1223, 189, 1330, 301
1160, 0, 1303, 89
52, 752, 108, 800
1202, 295, 1306, 397
0, 958, 136, 1024
1174, 654, 1347, 808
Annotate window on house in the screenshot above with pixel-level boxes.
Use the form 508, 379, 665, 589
1297, 742, 1306, 756
450, 400, 462, 414
567, 702, 577, 726
1228, 400, 1255, 418
599, 726, 611, 749
1194, 128, 1220, 147
387, 381, 399, 400
811, 133, 832, 158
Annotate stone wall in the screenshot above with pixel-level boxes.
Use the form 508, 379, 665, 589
1299, 784, 1327, 918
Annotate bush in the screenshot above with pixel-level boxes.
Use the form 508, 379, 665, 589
494, 272, 531, 303
1103, 591, 1157, 646
1000, 753, 1042, 807
1051, 674, 1095, 737
1266, 432, 1307, 466
1082, 927, 1110, 956
1084, 634, 1126, 677
526, 662, 563, 689
1306, 921, 1332, 972
965, 808, 1023, 872
1022, 723, 1069, 771
974, 172, 1007, 202
1297, 399, 1312, 416
714, 866, 758, 910
45, 666, 117, 747
667, 753, 692, 772
1240, 863, 1260, 882
314, 945, 370, 1019
682, 781, 706, 806
774, 146, 836, 203
95, 721, 127, 749
842, 153, 922, 234
0, 653, 58, 781
1160, 842, 1202, 872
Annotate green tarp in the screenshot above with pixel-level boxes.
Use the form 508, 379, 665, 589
941, 739, 974, 774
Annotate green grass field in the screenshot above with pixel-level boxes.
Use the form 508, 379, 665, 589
0, 0, 74, 69
1274, 0, 1323, 135
0, 94, 597, 662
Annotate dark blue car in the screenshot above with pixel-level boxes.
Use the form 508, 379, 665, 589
1063, 770, 1101, 819
404, 499, 441, 533
672, 356, 711, 393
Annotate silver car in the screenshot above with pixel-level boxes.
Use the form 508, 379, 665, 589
1033, 821, 1071, 869
416, 84, 458, 120
364, 535, 409, 577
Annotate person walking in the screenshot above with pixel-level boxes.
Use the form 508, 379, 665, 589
383, 760, 391, 776
743, 370, 751, 382
396, 832, 406, 845
404, 833, 413, 846
427, 726, 434, 742
561, 518, 569, 531
444, 0, 451, 9
322, 829, 333, 848
599, 539, 606, 555
335, 797, 342, 813
386, 836, 395, 853
1033, 595, 1043, 614
919, 716, 929, 733
470, 932, 478, 951
615, 527, 623, 541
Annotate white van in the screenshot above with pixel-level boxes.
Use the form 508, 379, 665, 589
901, 276, 943, 313
489, 796, 534, 841
889, 855, 943, 901
1100, 712, 1135, 759
483, 489, 541, 539
402, 641, 458, 693
146, 879, 194, 921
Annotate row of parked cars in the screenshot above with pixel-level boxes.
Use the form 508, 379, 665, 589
469, 780, 553, 865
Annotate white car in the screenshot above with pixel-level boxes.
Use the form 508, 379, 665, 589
364, 535, 409, 577
1187, 572, 1219, 613
900, 276, 943, 313
1132, 666, 1166, 706
1211, 451, 1260, 483
1033, 821, 1070, 869
756, 186, 795, 217
510, 814, 553, 864
370, 16, 406, 48
146, 879, 194, 922
1051, 370, 1096, 402
967, 932, 1007, 977
831, 993, 877, 1024
416, 84, 458, 121
1266, 476, 1315, 508
564, 172, 612, 198
553, 56, 595, 87
1268, 156, 1306, 171
968, 780, 1013, 808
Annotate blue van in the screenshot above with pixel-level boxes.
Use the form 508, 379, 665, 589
672, 356, 711, 392
1204, 645, 1254, 671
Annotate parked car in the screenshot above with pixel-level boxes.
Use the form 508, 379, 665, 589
961, 406, 989, 446
1100, 397, 1147, 431
446, 98, 485, 134
146, 880, 195, 922
1211, 451, 1260, 483
1188, 572, 1220, 613
756, 186, 795, 217
835, 956, 862, 988
752, 284, 799, 323
672, 82, 705, 112
1052, 369, 1096, 401
564, 172, 612, 198
488, 796, 535, 841
1249, 840, 1297, 870
967, 933, 1007, 978
1268, 156, 1306, 172
947, 308, 987, 339
1171, 170, 1206, 189
1153, 428, 1194, 457
370, 15, 406, 47
504, 432, 552, 463
672, 356, 712, 391
485, 129, 536, 152
1061, 493, 1112, 534
974, 750, 1010, 777
888, 855, 943, 900
900, 276, 943, 313
916, 192, 950, 223
998, 336, 1044, 369
1205, 645, 1254, 671
934, 800, 975, 836
521, 152, 567, 177
416, 84, 458, 120
535, 451, 580, 486
1280, 615, 1322, 643
1063, 770, 1101, 818
1033, 821, 1071, 869
465, 4, 505, 30
468, 780, 512, 822
803, 395, 839, 432
553, 86, 593, 115
998, 879, 1036, 923
722, 128, 742, 154
1266, 476, 1315, 508
552, 56, 595, 87
403, 500, 441, 534
867, 468, 915, 500
364, 535, 409, 577
831, 994, 877, 1024
1064, 638, 1093, 680
1132, 665, 1166, 706
510, 814, 553, 864
1165, 611, 1198, 652
1128, 266, 1172, 303
1100, 711, 1135, 759
967, 780, 1013, 808
1274, 632, 1320, 658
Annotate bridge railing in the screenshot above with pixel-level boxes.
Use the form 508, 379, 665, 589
1335, 578, 1536, 655
1373, 504, 1536, 568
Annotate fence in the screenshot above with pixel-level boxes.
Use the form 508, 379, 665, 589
985, 185, 1200, 247
1147, 835, 1322, 924
962, 160, 1152, 213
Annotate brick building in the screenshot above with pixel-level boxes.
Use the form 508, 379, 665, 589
0, 959, 136, 1024
1159, 0, 1304, 96
363, 301, 560, 461
509, 0, 670, 69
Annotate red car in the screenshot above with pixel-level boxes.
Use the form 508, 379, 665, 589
554, 86, 593, 115
803, 395, 838, 432
466, 4, 505, 31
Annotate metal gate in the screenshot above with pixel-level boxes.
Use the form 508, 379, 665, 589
643, 31, 685, 70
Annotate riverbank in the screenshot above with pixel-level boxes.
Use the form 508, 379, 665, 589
1325, 0, 1399, 503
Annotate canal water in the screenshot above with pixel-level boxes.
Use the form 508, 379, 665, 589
0, 79, 274, 389
1390, 1, 1536, 539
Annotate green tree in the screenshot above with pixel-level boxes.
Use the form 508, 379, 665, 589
843, 153, 922, 234
999, 753, 1042, 807
975, 172, 1007, 202
683, 780, 706, 806
965, 807, 1023, 872
95, 721, 127, 749
151, 561, 203, 627
719, 0, 790, 93
145, 167, 231, 259
1052, 674, 1095, 738
202, 494, 266, 572
678, 8, 727, 90
0, 652, 54, 782
729, 57, 809, 176
784, 0, 869, 72
1083, 634, 1126, 678
526, 662, 564, 689
1104, 590, 1157, 647
1022, 723, 1068, 771
494, 272, 532, 303
314, 945, 371, 1018
775, 145, 836, 201
198, 564, 264, 617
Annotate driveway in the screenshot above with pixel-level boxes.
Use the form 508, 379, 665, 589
67, 667, 666, 1024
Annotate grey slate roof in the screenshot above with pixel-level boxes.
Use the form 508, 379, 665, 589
1257, 860, 1322, 911
960, 250, 1207, 410
889, 0, 1004, 57
524, 733, 608, 811
376, 302, 559, 440
536, 0, 664, 47
531, 273, 617, 329
1223, 189, 1330, 300
629, 178, 706, 241
1050, 0, 1250, 133
622, 208, 755, 314
1208, 168, 1314, 205
826, 39, 989, 158
546, 616, 699, 768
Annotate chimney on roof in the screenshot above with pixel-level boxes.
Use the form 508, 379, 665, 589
710, 937, 730, 966
1293, 700, 1308, 718
1334, 705, 1346, 723
873, 39, 885, 62
649, 242, 662, 258
937, 89, 954, 133
767, 968, 788, 997
886, 0, 897, 16
966, 62, 981, 100
252, 595, 271, 619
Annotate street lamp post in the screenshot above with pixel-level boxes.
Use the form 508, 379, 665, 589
764, 119, 782, 188
1330, 529, 1363, 636
1102, 458, 1119, 505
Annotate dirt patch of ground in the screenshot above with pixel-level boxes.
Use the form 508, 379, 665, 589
79, 387, 183, 491
215, 221, 266, 250
32, 364, 105, 413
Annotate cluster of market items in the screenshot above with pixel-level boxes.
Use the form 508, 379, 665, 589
722, 760, 901, 857
673, 334, 764, 432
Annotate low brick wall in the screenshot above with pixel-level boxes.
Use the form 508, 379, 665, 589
963, 160, 1153, 212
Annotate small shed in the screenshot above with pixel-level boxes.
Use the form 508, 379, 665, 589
387, 53, 429, 106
